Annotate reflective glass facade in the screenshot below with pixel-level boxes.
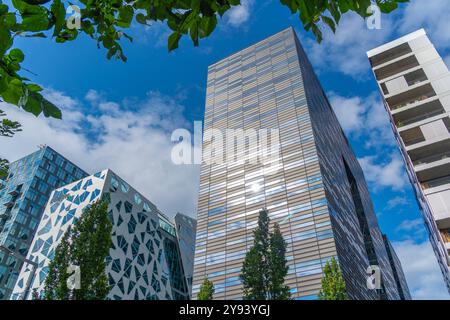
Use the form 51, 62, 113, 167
0, 146, 87, 299
193, 28, 405, 300
11, 169, 191, 300
382, 235, 411, 300
175, 213, 197, 297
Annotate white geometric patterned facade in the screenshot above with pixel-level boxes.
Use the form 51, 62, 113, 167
10, 169, 190, 300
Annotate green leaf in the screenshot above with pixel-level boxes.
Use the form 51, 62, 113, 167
41, 98, 62, 119
51, 0, 66, 37
26, 83, 43, 92
2, 78, 24, 105
168, 32, 182, 51
9, 48, 25, 62
0, 28, 12, 56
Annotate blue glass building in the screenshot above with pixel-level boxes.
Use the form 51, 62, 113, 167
0, 146, 87, 299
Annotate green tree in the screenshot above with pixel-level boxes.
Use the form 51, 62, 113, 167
318, 257, 349, 300
197, 278, 215, 300
268, 223, 290, 300
43, 200, 112, 300
43, 226, 73, 300
241, 208, 290, 300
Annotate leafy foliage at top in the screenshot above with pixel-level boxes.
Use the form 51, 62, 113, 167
0, 109, 21, 178
0, 0, 407, 121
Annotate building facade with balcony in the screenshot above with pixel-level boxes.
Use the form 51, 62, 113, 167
192, 27, 406, 300
0, 146, 87, 299
11, 169, 192, 300
368, 29, 450, 292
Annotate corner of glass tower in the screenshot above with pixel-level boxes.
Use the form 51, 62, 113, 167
193, 28, 409, 300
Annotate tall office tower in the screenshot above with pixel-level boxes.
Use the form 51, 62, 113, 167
382, 235, 411, 300
0, 146, 87, 299
193, 27, 405, 300
174, 213, 197, 297
368, 29, 450, 292
11, 169, 192, 300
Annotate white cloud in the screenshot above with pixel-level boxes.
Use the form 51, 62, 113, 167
393, 240, 450, 300
399, 0, 450, 48
397, 218, 423, 232
385, 195, 410, 210
358, 154, 408, 191
131, 21, 172, 48
303, 12, 393, 78
0, 89, 200, 219
329, 92, 396, 149
329, 94, 366, 133
225, 0, 254, 27
396, 218, 427, 242
303, 0, 450, 79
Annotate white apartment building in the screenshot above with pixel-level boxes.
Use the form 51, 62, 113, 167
368, 29, 450, 292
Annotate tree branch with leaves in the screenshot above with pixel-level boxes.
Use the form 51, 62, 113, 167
0, 0, 408, 123
318, 257, 349, 300
197, 278, 215, 300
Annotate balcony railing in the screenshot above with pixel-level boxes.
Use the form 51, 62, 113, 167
397, 109, 444, 128
375, 55, 419, 81
370, 43, 412, 68
441, 229, 450, 243
391, 93, 435, 111
414, 151, 450, 167
422, 175, 450, 189
404, 136, 426, 147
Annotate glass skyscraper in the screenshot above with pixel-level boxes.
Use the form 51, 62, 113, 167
192, 28, 407, 300
0, 146, 87, 299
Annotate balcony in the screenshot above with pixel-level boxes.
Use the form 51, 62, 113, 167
409, 138, 450, 182
7, 189, 19, 197
405, 69, 428, 86
374, 55, 419, 81
416, 161, 450, 184
3, 200, 14, 208
387, 83, 436, 111
422, 175, 450, 190
370, 42, 412, 68
384, 70, 429, 97
442, 229, 450, 243
414, 150, 450, 167
393, 97, 442, 120
7, 184, 23, 197
396, 109, 445, 129
409, 135, 450, 156
400, 127, 426, 147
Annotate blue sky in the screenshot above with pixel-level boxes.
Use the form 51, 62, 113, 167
2, 0, 450, 299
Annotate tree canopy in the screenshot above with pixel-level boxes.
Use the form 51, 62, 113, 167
43, 200, 112, 300
0, 0, 408, 121
241, 208, 290, 300
318, 257, 349, 300
197, 278, 215, 300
